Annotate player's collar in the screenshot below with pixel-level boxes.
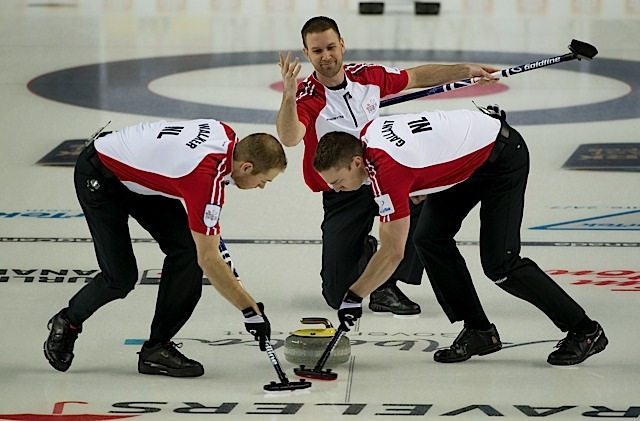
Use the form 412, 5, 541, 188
325, 76, 347, 91
312, 71, 348, 91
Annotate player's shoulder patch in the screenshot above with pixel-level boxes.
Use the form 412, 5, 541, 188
203, 203, 222, 228
374, 193, 395, 216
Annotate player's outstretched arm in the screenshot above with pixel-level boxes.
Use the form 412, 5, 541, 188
349, 217, 410, 298
405, 63, 500, 90
276, 51, 306, 147
192, 231, 260, 313
192, 231, 271, 349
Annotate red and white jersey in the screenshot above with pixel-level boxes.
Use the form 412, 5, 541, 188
361, 109, 501, 222
94, 119, 237, 235
296, 63, 409, 192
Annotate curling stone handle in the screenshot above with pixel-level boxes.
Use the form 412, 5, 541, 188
300, 317, 333, 328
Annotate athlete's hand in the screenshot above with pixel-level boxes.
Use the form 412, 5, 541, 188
279, 51, 302, 97
468, 64, 500, 85
486, 104, 507, 121
338, 290, 363, 331
243, 302, 271, 351
474, 102, 507, 122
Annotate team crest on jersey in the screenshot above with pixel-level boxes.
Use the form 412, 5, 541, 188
203, 203, 221, 228
374, 194, 395, 216
363, 96, 379, 119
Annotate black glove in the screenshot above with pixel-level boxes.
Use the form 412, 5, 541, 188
485, 104, 507, 122
242, 302, 270, 351
338, 290, 363, 331
487, 104, 507, 121
474, 101, 507, 122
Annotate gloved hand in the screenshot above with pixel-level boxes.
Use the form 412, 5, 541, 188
485, 104, 507, 121
242, 302, 270, 351
338, 290, 363, 331
474, 101, 507, 122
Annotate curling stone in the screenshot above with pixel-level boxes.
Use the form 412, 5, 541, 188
284, 318, 350, 366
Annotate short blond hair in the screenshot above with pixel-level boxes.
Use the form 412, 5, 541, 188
235, 133, 287, 174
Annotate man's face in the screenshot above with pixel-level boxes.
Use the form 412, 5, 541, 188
319, 157, 367, 192
303, 29, 345, 80
233, 166, 281, 190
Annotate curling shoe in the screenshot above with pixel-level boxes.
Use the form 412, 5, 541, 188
369, 283, 421, 315
547, 322, 608, 366
138, 341, 204, 377
434, 324, 502, 363
43, 309, 81, 372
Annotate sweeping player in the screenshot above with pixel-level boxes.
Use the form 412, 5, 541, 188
277, 16, 500, 316
44, 119, 286, 377
313, 106, 608, 365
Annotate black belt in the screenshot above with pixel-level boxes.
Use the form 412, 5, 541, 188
487, 121, 511, 163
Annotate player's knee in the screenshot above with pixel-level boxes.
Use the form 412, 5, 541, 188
322, 288, 342, 310
105, 280, 136, 299
482, 255, 532, 283
482, 259, 511, 283
104, 267, 138, 298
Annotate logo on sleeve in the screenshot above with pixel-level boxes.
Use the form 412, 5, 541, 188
203, 203, 221, 228
374, 194, 395, 216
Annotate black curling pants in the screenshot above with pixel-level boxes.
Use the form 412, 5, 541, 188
413, 122, 586, 332
67, 144, 203, 342
321, 185, 424, 309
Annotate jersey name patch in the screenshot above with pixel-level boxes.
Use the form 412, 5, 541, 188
374, 194, 395, 216
203, 203, 221, 228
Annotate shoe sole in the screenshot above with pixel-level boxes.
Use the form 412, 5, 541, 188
369, 303, 421, 315
547, 333, 609, 366
393, 314, 420, 320
138, 360, 204, 377
434, 342, 503, 363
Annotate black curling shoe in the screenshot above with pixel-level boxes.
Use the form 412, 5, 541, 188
547, 322, 608, 366
434, 324, 502, 363
138, 341, 204, 377
43, 309, 81, 372
369, 283, 421, 315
